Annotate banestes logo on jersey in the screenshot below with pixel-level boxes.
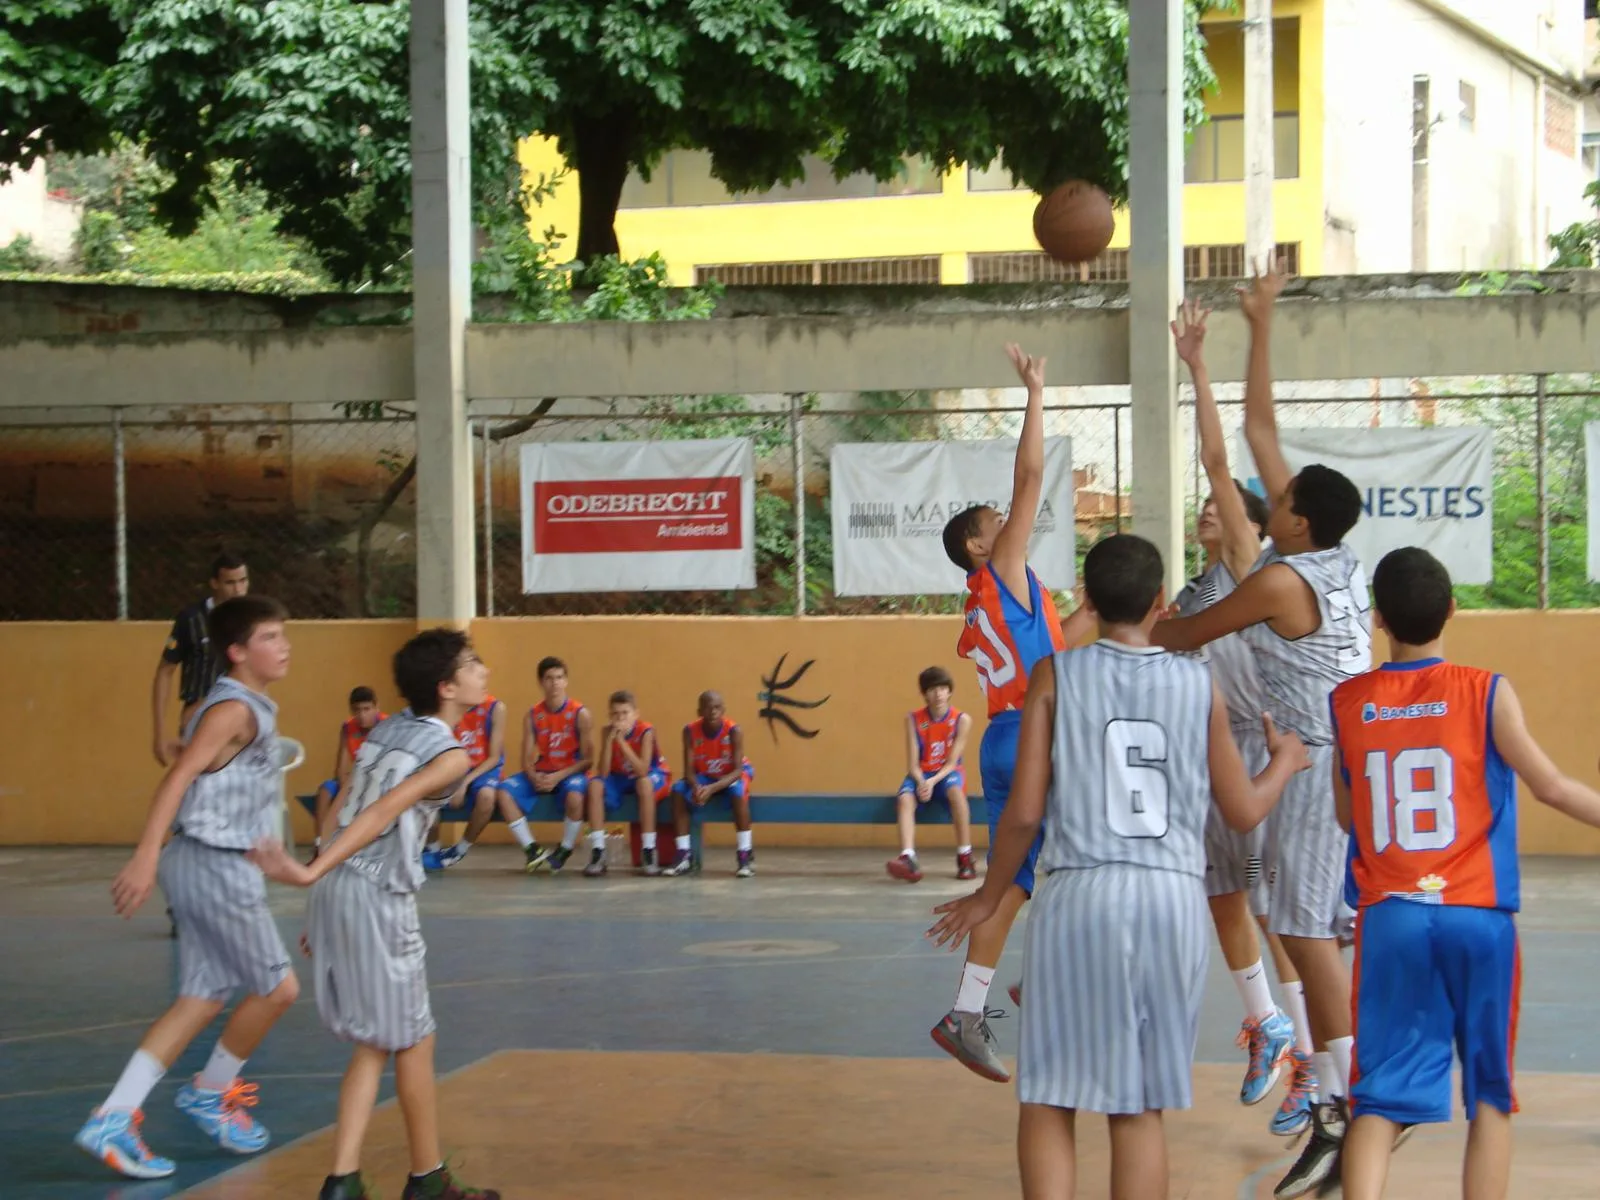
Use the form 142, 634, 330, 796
533, 476, 743, 554
1361, 700, 1449, 724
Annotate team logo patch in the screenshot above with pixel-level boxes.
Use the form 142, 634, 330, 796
1361, 702, 1377, 724
1418, 873, 1447, 893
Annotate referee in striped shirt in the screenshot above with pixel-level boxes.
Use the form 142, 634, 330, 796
150, 552, 250, 765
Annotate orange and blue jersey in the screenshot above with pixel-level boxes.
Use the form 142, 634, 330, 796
609, 720, 665, 778
533, 698, 585, 773
958, 564, 1065, 718
453, 697, 501, 770
342, 714, 387, 761
686, 719, 750, 780
913, 705, 964, 775
1331, 659, 1521, 1128
601, 719, 671, 811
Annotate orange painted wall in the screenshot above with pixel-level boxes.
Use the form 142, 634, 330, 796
4, 613, 1600, 856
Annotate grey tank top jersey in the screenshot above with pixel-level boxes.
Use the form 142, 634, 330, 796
1239, 543, 1371, 744
1173, 550, 1267, 731
173, 676, 281, 850
335, 713, 466, 894
1040, 641, 1216, 880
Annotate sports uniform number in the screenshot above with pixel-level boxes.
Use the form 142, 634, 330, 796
339, 746, 421, 826
1327, 568, 1373, 675
967, 607, 1019, 694
1364, 747, 1456, 853
1104, 719, 1171, 839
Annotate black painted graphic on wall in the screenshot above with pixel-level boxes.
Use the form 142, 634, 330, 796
757, 653, 830, 741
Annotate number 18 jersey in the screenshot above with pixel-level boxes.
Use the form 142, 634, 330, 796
1331, 660, 1518, 912
958, 564, 1066, 717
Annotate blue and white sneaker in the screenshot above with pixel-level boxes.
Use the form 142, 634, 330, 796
421, 845, 466, 872
1238, 1009, 1296, 1106
1271, 1049, 1316, 1137
174, 1078, 270, 1154
74, 1108, 176, 1179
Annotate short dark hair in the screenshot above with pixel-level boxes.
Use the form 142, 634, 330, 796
209, 551, 247, 578
1291, 464, 1363, 549
208, 594, 287, 655
349, 686, 377, 706
393, 628, 472, 717
537, 656, 567, 680
1372, 547, 1452, 646
941, 505, 988, 574
1235, 480, 1270, 536
1083, 534, 1165, 625
918, 665, 954, 693
609, 689, 636, 708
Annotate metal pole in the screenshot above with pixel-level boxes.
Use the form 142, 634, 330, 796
1535, 375, 1549, 610
480, 417, 495, 617
1112, 404, 1123, 533
790, 393, 807, 616
113, 411, 129, 620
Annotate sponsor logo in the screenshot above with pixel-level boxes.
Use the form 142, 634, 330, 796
533, 475, 742, 555
1365, 700, 1449, 722
1418, 873, 1447, 893
844, 497, 1060, 540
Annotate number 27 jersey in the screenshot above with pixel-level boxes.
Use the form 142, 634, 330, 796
958, 564, 1066, 717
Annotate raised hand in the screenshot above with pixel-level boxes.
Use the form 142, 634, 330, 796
1170, 299, 1211, 368
1005, 342, 1047, 391
1237, 258, 1288, 324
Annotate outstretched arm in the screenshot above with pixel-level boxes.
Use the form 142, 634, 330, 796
990, 344, 1047, 598
1492, 680, 1600, 827
1238, 263, 1292, 506
1151, 563, 1306, 652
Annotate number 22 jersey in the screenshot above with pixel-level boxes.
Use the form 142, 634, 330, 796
958, 564, 1066, 717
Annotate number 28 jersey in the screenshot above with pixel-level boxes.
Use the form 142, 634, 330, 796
1331, 661, 1518, 912
958, 564, 1065, 718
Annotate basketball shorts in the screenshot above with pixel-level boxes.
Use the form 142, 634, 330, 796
898, 771, 965, 807
462, 764, 503, 805
601, 768, 671, 812
309, 866, 434, 1052
500, 770, 588, 813
672, 765, 754, 806
159, 835, 293, 1002
1265, 742, 1347, 939
1205, 724, 1270, 916
979, 714, 1044, 896
318, 778, 340, 799
1351, 899, 1519, 1125
1019, 863, 1209, 1114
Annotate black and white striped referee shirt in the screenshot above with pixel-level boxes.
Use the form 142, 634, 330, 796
162, 598, 223, 706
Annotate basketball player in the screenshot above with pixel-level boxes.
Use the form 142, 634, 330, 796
932, 343, 1094, 1082
311, 686, 387, 861
250, 628, 499, 1200
667, 690, 756, 877
929, 533, 1309, 1200
75, 595, 296, 1180
1171, 299, 1314, 1135
499, 656, 591, 873
1333, 548, 1600, 1200
421, 693, 506, 870
886, 666, 975, 883
1153, 265, 1368, 1198
584, 690, 673, 877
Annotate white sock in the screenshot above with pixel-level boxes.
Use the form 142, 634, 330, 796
314, 836, 322, 848
507, 817, 534, 849
562, 819, 582, 850
452, 839, 471, 857
1231, 959, 1276, 1022
1314, 1050, 1339, 1102
736, 829, 753, 852
426, 840, 441, 854
954, 962, 995, 1015
676, 834, 691, 853
1327, 1036, 1354, 1099
103, 1049, 166, 1113
956, 844, 972, 856
196, 1043, 245, 1092
901, 846, 917, 859
589, 829, 607, 852
642, 831, 657, 851
1281, 981, 1313, 1055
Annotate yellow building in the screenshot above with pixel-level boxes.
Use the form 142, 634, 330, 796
520, 0, 1323, 285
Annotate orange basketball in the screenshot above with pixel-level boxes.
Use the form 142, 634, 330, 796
1032, 181, 1115, 265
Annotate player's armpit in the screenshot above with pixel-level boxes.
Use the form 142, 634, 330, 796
1491, 680, 1600, 827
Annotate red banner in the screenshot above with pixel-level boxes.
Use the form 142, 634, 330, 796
531, 475, 743, 554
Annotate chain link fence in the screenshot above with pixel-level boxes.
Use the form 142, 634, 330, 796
2, 379, 1598, 621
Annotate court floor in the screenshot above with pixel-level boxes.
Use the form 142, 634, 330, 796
3, 846, 1598, 1199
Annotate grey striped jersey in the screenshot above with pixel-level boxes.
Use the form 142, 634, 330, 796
172, 676, 281, 850
1173, 550, 1267, 730
334, 713, 466, 894
1039, 641, 1216, 879
1239, 544, 1371, 744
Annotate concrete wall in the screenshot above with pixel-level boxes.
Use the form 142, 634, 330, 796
5, 613, 1600, 855
0, 162, 81, 265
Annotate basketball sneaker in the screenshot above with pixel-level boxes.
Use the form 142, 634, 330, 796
175, 1078, 270, 1154
930, 1009, 1010, 1082
664, 854, 695, 876
421, 845, 466, 872
320, 1172, 377, 1200
1008, 982, 1022, 1008
582, 848, 607, 877
399, 1165, 500, 1200
542, 845, 573, 874
1271, 1050, 1316, 1137
639, 847, 660, 876
73, 1109, 175, 1180
1238, 1009, 1295, 1105
956, 851, 976, 880
886, 852, 923, 883
735, 848, 754, 878
523, 843, 552, 873
1273, 1096, 1345, 1198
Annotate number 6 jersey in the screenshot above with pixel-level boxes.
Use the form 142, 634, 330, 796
1331, 660, 1518, 912
958, 564, 1066, 716
1040, 641, 1215, 878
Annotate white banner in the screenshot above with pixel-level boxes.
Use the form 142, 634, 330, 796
1233, 426, 1494, 584
1587, 423, 1600, 582
519, 438, 756, 593
829, 437, 1075, 596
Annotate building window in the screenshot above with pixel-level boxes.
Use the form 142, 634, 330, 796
620, 151, 942, 209
1184, 114, 1300, 183
693, 257, 942, 286
1544, 89, 1577, 158
968, 158, 1024, 192
1458, 81, 1476, 132
968, 242, 1299, 284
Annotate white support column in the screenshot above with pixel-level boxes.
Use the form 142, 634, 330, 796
1244, 0, 1276, 270
1127, 0, 1186, 594
411, 0, 475, 625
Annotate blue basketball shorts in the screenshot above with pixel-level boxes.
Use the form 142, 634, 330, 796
980, 713, 1043, 897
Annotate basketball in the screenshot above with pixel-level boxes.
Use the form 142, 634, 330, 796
1032, 181, 1115, 265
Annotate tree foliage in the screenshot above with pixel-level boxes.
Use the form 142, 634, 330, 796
1548, 180, 1600, 270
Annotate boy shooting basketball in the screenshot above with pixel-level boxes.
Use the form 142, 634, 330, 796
76, 596, 297, 1180
250, 628, 499, 1200
930, 534, 1308, 1200
1332, 548, 1600, 1200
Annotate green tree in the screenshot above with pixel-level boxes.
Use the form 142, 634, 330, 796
1548, 180, 1600, 269
0, 0, 120, 171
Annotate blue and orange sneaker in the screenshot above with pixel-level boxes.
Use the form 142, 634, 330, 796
1271, 1049, 1316, 1137
174, 1078, 270, 1154
1239, 1009, 1296, 1106
73, 1108, 175, 1179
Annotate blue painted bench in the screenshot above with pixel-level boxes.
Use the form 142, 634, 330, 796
295, 791, 991, 870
